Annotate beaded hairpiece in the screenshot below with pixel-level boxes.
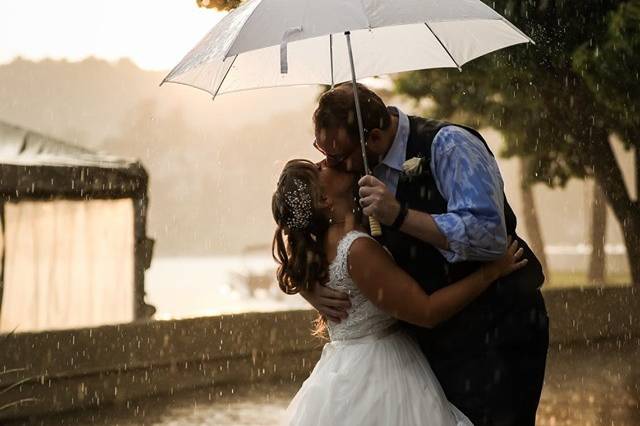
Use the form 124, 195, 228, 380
284, 178, 312, 230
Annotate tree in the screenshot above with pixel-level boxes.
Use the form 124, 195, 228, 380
519, 158, 550, 282
394, 0, 640, 284
196, 0, 243, 11
574, 0, 640, 284
588, 182, 607, 284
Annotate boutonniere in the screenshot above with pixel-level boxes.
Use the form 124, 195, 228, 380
401, 156, 428, 181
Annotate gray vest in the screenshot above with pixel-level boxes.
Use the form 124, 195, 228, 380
380, 116, 545, 356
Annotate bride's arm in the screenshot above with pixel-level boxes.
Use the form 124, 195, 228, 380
348, 238, 525, 328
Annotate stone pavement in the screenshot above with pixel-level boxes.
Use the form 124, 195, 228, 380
13, 340, 640, 426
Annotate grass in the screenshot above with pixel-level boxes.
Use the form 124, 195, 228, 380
545, 271, 633, 289
0, 331, 38, 412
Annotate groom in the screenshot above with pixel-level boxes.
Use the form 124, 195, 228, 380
303, 83, 549, 426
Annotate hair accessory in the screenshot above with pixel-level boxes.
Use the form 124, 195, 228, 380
284, 178, 312, 230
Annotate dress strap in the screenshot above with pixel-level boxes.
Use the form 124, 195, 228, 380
336, 230, 374, 260
331, 230, 375, 282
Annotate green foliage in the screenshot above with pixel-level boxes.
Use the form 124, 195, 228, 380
394, 0, 639, 188
196, 0, 243, 11
573, 0, 640, 148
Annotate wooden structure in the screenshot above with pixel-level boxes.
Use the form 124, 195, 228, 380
0, 120, 154, 322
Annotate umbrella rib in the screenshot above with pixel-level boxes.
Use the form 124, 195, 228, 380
499, 17, 535, 45
224, 0, 266, 59
424, 22, 462, 71
212, 55, 238, 100
161, 1, 257, 87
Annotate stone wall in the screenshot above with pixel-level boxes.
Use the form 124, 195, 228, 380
0, 287, 638, 421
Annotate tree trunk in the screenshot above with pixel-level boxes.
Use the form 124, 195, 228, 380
620, 214, 640, 286
519, 158, 550, 281
588, 182, 607, 284
635, 143, 640, 204
632, 146, 640, 285
583, 131, 640, 286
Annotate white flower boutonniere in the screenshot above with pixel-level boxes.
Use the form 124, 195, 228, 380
402, 156, 426, 178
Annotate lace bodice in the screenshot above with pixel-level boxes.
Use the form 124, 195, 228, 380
326, 231, 397, 341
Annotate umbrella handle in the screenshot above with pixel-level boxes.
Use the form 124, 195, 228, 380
369, 217, 382, 237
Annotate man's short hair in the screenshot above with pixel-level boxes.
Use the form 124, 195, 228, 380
313, 83, 391, 143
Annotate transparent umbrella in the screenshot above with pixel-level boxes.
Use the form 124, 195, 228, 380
162, 0, 533, 235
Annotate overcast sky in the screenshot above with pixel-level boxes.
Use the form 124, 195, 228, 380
0, 0, 226, 70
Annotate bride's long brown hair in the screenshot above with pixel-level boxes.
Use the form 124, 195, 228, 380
272, 160, 363, 338
272, 159, 330, 295
272, 159, 332, 338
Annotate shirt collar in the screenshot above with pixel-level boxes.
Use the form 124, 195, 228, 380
380, 106, 410, 172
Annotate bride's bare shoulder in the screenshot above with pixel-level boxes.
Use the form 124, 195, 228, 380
347, 236, 393, 268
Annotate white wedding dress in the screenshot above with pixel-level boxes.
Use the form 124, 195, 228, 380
285, 231, 473, 426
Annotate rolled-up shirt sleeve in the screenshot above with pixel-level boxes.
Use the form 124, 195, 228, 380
430, 126, 508, 263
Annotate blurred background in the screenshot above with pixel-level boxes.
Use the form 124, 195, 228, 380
0, 1, 638, 424
0, 0, 636, 324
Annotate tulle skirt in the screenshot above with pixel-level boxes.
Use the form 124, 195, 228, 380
285, 327, 472, 426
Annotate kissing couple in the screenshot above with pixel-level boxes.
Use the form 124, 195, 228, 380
271, 83, 549, 426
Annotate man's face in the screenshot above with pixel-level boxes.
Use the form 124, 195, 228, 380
314, 126, 364, 173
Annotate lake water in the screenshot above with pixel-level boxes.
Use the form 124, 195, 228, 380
145, 255, 307, 320
145, 244, 629, 320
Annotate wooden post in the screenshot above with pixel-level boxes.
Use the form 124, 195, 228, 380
133, 191, 155, 321
132, 165, 155, 321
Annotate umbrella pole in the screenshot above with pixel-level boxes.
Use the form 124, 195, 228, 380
344, 31, 382, 237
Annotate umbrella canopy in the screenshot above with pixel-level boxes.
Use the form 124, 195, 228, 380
162, 0, 532, 98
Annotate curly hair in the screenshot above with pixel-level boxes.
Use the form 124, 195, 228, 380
272, 159, 329, 295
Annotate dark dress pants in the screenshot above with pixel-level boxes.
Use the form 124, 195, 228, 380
420, 291, 549, 426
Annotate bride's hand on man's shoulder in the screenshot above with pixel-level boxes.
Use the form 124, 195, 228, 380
487, 237, 527, 279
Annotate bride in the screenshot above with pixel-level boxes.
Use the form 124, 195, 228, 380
272, 159, 527, 426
